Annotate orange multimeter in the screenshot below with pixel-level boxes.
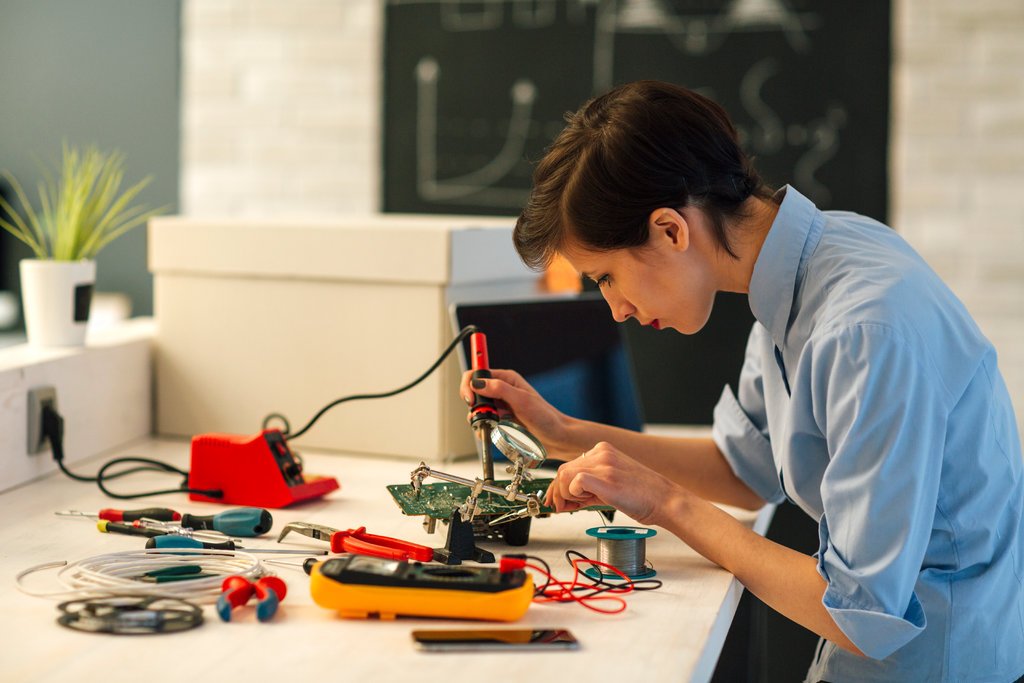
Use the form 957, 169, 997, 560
309, 555, 534, 622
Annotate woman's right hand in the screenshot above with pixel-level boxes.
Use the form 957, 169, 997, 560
460, 368, 576, 459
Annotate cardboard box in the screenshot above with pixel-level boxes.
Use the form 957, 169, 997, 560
148, 215, 539, 460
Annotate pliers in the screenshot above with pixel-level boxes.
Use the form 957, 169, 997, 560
276, 522, 434, 562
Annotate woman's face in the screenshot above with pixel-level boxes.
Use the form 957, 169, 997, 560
560, 208, 719, 335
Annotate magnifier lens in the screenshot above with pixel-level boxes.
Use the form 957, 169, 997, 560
490, 420, 546, 468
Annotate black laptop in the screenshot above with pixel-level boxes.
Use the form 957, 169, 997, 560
450, 294, 644, 447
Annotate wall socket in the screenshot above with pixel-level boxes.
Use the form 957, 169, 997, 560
27, 386, 58, 455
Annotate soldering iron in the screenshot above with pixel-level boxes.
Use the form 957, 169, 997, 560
468, 331, 499, 481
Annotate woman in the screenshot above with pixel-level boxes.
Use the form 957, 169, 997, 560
461, 81, 1024, 682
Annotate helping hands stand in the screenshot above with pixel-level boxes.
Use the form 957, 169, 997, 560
409, 436, 544, 565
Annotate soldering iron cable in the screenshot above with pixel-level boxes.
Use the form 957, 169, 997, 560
263, 325, 480, 440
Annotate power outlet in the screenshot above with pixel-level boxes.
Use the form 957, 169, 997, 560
27, 386, 58, 455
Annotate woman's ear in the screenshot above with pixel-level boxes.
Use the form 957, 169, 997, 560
647, 208, 689, 252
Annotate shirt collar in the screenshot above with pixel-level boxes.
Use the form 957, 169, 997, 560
748, 185, 821, 347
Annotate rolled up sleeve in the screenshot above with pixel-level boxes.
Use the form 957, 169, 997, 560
713, 387, 785, 504
808, 324, 949, 659
712, 323, 786, 504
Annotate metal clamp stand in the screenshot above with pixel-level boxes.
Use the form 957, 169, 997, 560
411, 461, 542, 564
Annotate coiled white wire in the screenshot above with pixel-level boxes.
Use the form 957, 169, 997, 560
16, 549, 265, 604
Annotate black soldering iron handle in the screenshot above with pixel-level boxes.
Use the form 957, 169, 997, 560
469, 369, 499, 426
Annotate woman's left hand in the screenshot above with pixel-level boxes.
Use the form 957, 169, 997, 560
544, 441, 686, 526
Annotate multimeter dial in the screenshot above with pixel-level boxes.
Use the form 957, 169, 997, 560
318, 555, 526, 593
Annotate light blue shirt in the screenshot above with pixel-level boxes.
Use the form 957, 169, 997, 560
712, 187, 1024, 682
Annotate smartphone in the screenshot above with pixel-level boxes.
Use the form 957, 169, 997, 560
412, 628, 579, 652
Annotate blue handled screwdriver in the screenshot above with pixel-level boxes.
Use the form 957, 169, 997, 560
145, 535, 327, 554
147, 535, 237, 550
180, 507, 273, 537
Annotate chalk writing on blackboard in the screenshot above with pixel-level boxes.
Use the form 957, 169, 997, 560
385, 0, 887, 223
384, 0, 890, 425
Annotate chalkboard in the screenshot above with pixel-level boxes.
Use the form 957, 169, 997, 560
383, 0, 891, 424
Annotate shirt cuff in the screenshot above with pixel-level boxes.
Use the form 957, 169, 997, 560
821, 581, 926, 660
711, 385, 785, 504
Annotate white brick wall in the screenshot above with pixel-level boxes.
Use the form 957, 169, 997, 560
180, 0, 380, 215
182, 0, 1024, 428
892, 0, 1024, 425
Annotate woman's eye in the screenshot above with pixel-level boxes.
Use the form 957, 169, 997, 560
596, 274, 611, 288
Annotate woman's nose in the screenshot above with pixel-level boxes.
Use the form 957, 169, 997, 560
602, 291, 635, 323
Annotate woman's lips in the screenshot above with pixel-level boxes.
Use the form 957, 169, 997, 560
651, 319, 661, 330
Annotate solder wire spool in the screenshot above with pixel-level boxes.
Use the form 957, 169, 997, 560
583, 526, 657, 580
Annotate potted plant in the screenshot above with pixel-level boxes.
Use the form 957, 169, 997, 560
0, 144, 165, 347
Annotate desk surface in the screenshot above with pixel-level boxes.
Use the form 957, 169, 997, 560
1, 437, 770, 683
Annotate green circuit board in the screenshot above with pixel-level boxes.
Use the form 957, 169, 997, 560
386, 478, 612, 519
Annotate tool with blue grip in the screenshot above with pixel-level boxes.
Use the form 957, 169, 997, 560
181, 507, 273, 537
146, 535, 238, 550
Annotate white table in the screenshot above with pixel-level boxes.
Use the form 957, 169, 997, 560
1, 437, 771, 683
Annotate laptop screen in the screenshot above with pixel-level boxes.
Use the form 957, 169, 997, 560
450, 294, 644, 434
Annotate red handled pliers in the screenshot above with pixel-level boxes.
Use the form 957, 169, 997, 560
276, 522, 434, 562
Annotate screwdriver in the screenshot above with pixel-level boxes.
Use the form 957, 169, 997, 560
57, 507, 181, 523
180, 507, 273, 537
145, 535, 328, 554
98, 521, 166, 538
98, 519, 240, 544
468, 331, 499, 481
147, 535, 237, 551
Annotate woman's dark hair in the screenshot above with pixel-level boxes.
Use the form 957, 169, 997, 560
514, 80, 771, 270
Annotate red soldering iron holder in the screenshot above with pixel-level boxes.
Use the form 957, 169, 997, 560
188, 429, 340, 508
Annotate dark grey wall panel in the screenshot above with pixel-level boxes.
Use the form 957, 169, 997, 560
0, 0, 180, 322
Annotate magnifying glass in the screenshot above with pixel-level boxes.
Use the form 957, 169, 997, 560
490, 419, 547, 469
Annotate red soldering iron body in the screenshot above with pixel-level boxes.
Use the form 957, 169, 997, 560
471, 332, 490, 371
469, 332, 499, 427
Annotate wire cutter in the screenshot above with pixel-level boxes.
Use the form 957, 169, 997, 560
276, 522, 434, 562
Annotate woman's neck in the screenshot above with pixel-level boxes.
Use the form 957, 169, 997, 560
717, 195, 780, 294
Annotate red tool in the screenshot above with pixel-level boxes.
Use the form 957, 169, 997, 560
252, 577, 287, 622
468, 332, 499, 481
277, 522, 434, 562
468, 332, 499, 427
217, 575, 288, 622
188, 429, 339, 508
217, 576, 254, 621
56, 508, 181, 523
100, 507, 181, 522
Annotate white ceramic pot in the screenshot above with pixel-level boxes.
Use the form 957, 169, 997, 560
19, 259, 96, 347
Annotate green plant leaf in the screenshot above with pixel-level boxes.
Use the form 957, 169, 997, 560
0, 181, 47, 257
2, 144, 165, 261
2, 169, 49, 256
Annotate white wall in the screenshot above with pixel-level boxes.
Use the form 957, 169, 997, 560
180, 0, 380, 215
891, 0, 1024, 416
181, 0, 1024, 425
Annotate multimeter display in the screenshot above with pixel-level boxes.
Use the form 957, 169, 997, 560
344, 556, 401, 577
310, 555, 534, 621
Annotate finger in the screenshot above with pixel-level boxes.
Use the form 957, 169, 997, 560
547, 472, 573, 511
557, 500, 585, 513
567, 471, 608, 508
460, 371, 474, 404
544, 467, 569, 507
